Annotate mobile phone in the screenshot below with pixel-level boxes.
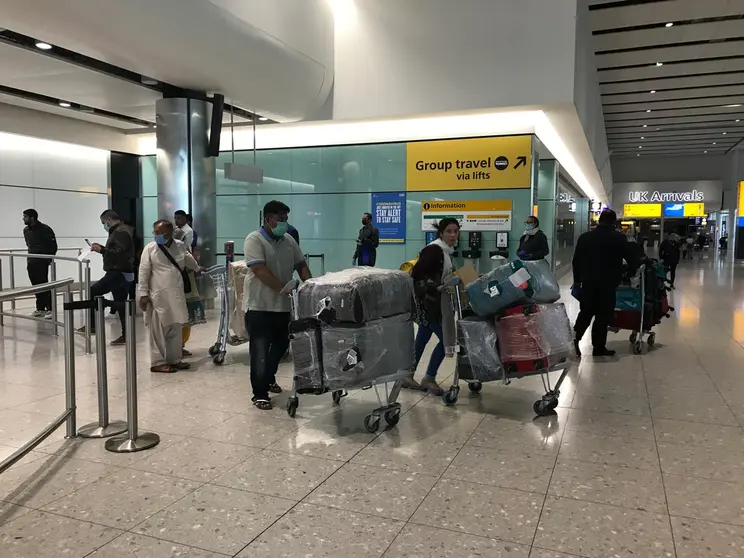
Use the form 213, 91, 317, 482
84, 239, 92, 247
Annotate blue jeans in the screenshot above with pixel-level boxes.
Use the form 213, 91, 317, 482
414, 322, 445, 381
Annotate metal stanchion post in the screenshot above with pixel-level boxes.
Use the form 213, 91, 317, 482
63, 287, 77, 438
9, 257, 15, 311
78, 297, 127, 438
50, 261, 58, 335
84, 266, 92, 354
105, 299, 159, 453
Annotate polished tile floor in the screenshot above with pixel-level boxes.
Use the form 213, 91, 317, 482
1, 255, 744, 557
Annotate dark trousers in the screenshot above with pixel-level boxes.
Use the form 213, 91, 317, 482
667, 262, 678, 285
574, 285, 616, 350
27, 260, 51, 311
89, 271, 129, 336
245, 310, 291, 400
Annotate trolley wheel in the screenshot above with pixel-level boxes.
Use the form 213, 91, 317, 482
533, 398, 557, 417
212, 354, 225, 365
364, 414, 380, 433
629, 332, 638, 344
208, 344, 220, 357
286, 396, 299, 418
332, 390, 344, 405
443, 387, 459, 407
632, 340, 643, 355
384, 408, 401, 426
647, 333, 656, 348
468, 381, 483, 394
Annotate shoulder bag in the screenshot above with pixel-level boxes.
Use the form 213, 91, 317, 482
157, 244, 192, 294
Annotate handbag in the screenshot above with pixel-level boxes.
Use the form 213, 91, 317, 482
157, 244, 192, 294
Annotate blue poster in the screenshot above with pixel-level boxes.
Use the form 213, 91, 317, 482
372, 192, 406, 244
663, 203, 684, 217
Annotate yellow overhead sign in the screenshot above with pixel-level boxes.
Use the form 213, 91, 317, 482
684, 203, 706, 217
406, 136, 532, 191
624, 203, 661, 218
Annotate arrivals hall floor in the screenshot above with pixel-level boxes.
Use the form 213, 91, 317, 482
1, 258, 744, 557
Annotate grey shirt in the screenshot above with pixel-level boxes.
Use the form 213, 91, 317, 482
243, 228, 305, 313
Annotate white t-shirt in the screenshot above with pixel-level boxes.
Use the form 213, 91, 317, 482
243, 229, 305, 313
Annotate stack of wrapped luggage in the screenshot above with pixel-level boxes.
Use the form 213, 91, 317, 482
288, 268, 415, 429
449, 259, 574, 414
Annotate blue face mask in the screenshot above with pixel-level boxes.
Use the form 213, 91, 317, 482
154, 234, 168, 245
271, 221, 289, 238
103, 223, 110, 232
524, 223, 535, 232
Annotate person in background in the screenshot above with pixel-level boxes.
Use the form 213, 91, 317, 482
697, 231, 707, 259
287, 223, 300, 245
572, 209, 639, 358
243, 200, 312, 410
138, 220, 201, 373
517, 215, 549, 261
659, 233, 681, 289
22, 209, 58, 318
685, 235, 694, 259
173, 212, 205, 357
353, 212, 380, 266
410, 218, 461, 395
187, 214, 199, 254
174, 210, 194, 247
82, 210, 135, 346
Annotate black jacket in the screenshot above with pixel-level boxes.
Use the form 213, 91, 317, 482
411, 244, 445, 326
102, 223, 135, 273
659, 239, 680, 265
517, 230, 550, 261
572, 225, 639, 289
353, 225, 380, 266
23, 222, 58, 261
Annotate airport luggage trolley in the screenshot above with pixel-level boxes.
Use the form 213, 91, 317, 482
608, 263, 665, 355
205, 263, 248, 365
285, 280, 404, 433
444, 280, 573, 417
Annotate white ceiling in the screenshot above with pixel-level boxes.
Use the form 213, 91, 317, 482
589, 0, 744, 159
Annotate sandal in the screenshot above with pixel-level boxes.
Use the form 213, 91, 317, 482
150, 364, 176, 373
172, 362, 191, 370
253, 399, 272, 410
269, 383, 283, 394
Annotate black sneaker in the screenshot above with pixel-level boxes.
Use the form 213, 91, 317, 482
573, 339, 582, 358
592, 348, 616, 357
110, 335, 126, 346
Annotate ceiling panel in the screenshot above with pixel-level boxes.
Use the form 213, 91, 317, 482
590, 0, 741, 31
601, 72, 744, 94
0, 42, 160, 123
603, 96, 744, 112
0, 95, 141, 129
597, 41, 744, 69
603, 85, 744, 104
599, 58, 744, 83
593, 20, 744, 51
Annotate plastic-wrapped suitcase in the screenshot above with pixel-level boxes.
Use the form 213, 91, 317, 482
289, 318, 325, 394
297, 268, 414, 323
521, 259, 560, 303
457, 317, 506, 383
496, 303, 572, 376
321, 313, 414, 390
466, 259, 536, 317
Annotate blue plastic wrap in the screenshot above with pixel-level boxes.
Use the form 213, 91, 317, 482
466, 260, 536, 317
522, 260, 560, 303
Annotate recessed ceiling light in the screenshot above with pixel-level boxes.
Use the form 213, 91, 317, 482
643, 124, 648, 128
35, 41, 52, 50
724, 104, 743, 108
259, 117, 268, 121
704, 150, 708, 154
638, 145, 643, 149
141, 76, 158, 86
655, 62, 664, 67
665, 22, 674, 28
641, 136, 645, 139
737, 119, 741, 123
58, 101, 71, 108
657, 127, 661, 130
650, 90, 656, 94
713, 142, 717, 145
723, 132, 727, 135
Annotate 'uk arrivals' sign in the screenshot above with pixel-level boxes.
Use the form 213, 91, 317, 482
628, 190, 704, 203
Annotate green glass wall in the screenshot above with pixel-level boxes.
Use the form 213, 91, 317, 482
141, 138, 539, 273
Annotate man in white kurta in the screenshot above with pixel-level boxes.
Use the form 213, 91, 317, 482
138, 220, 200, 373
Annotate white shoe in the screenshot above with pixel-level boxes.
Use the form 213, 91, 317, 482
31, 310, 45, 317
44, 311, 53, 320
